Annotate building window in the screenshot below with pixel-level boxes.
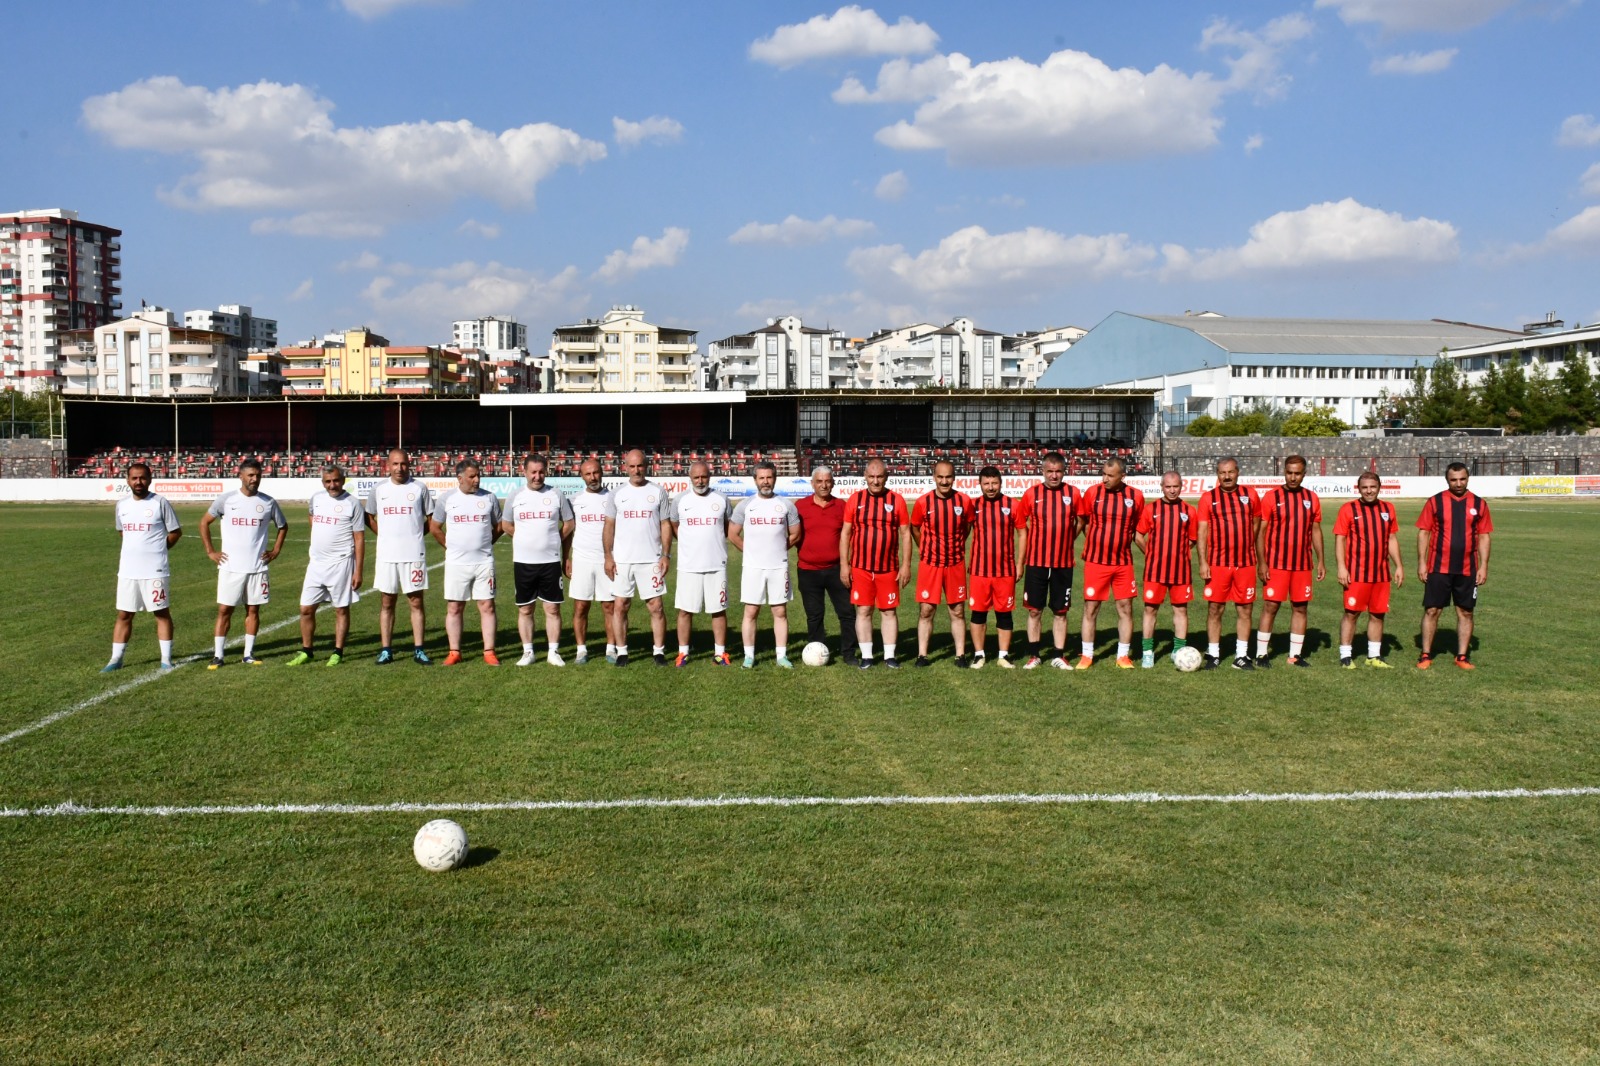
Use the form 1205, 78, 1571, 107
329, 357, 340, 368
605, 372, 619, 384
634, 333, 649, 344
1232, 366, 1241, 377
983, 338, 994, 358
604, 333, 620, 345
371, 356, 381, 367
765, 335, 779, 356
634, 352, 649, 365
810, 336, 822, 356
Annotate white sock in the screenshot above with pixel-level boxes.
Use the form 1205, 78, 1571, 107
158, 639, 172, 664
679, 644, 690, 655
1082, 640, 1094, 658
244, 634, 256, 657
884, 643, 896, 660
1368, 640, 1382, 659
744, 645, 756, 660
110, 642, 127, 663
776, 645, 788, 660
652, 645, 665, 657
576, 643, 588, 657
714, 643, 726, 655
1339, 644, 1353, 659
1116, 642, 1130, 659
1289, 634, 1304, 658
605, 643, 615, 656
547, 642, 558, 653
859, 642, 873, 660
214, 636, 226, 657
1207, 642, 1220, 659
996, 649, 1008, 659
618, 645, 628, 657
523, 642, 535, 655
1255, 631, 1271, 657
1235, 638, 1248, 659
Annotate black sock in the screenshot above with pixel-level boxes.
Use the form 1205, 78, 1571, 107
1028, 638, 1040, 656
301, 645, 313, 654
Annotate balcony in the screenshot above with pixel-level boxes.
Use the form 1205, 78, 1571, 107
283, 365, 327, 378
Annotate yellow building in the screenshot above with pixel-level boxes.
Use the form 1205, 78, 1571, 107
546, 305, 699, 392
280, 328, 482, 396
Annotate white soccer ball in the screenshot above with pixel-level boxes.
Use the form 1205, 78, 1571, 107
413, 818, 469, 872
1172, 646, 1204, 673
801, 641, 831, 667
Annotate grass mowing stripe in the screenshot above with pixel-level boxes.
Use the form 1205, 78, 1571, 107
0, 560, 445, 749
6, 784, 1600, 819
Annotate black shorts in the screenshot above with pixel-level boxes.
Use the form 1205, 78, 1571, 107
1422, 572, 1477, 611
1023, 565, 1073, 614
514, 561, 564, 605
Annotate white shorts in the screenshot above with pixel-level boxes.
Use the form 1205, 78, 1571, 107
375, 561, 428, 596
301, 557, 357, 608
741, 566, 792, 606
116, 577, 171, 614
675, 570, 729, 614
444, 562, 496, 602
218, 569, 270, 607
568, 555, 613, 602
614, 561, 666, 600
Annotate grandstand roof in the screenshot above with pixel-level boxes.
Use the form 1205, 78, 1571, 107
1128, 315, 1521, 357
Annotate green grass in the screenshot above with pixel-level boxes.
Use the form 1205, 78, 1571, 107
2, 500, 1599, 1064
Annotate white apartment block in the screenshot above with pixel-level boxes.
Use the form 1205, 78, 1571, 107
708, 316, 854, 390
855, 318, 1011, 389
453, 315, 527, 352
1010, 325, 1086, 388
1446, 318, 1600, 385
60, 308, 250, 397
1, 209, 122, 394
546, 305, 699, 392
183, 304, 277, 350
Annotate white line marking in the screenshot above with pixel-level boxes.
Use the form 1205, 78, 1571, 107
4, 786, 1598, 820
0, 561, 445, 749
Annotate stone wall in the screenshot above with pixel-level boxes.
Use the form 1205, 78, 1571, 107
0, 437, 64, 478
1153, 434, 1600, 477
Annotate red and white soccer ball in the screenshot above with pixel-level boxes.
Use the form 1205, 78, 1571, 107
413, 818, 469, 871
801, 641, 831, 667
1172, 646, 1204, 673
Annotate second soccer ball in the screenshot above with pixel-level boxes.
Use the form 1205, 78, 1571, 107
1172, 646, 1204, 673
801, 642, 831, 667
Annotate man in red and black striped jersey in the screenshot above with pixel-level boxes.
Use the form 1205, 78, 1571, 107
965, 466, 1023, 668
1416, 462, 1493, 670
1253, 455, 1326, 668
1135, 471, 1198, 669
1197, 456, 1262, 670
911, 459, 973, 667
840, 458, 912, 668
1333, 471, 1404, 668
1012, 452, 1080, 669
1074, 457, 1145, 669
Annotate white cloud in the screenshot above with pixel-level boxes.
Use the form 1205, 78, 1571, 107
351, 256, 588, 331
728, 214, 876, 245
612, 115, 685, 148
287, 278, 314, 302
1199, 14, 1316, 99
875, 170, 909, 201
1582, 163, 1600, 198
1557, 114, 1600, 147
833, 55, 961, 103
341, 0, 459, 19
1370, 48, 1459, 74
595, 227, 690, 280
1509, 206, 1600, 256
456, 219, 501, 239
848, 224, 1157, 298
1244, 133, 1266, 154
82, 76, 606, 237
1314, 0, 1518, 32
1164, 198, 1459, 280
750, 5, 939, 68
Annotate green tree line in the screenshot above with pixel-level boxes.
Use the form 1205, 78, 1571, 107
1374, 355, 1600, 434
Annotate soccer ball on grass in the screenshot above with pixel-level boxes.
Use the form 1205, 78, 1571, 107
413, 818, 469, 871
801, 642, 831, 667
1172, 646, 1204, 673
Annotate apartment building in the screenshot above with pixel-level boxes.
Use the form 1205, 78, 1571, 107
183, 304, 278, 350
707, 316, 854, 390
546, 305, 698, 392
0, 209, 122, 393
1010, 325, 1087, 388
452, 315, 527, 352
280, 328, 482, 396
59, 308, 248, 397
855, 318, 1011, 389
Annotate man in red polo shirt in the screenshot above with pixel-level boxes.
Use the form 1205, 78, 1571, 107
966, 466, 1023, 668
1135, 470, 1198, 668
840, 458, 911, 669
1075, 457, 1145, 669
911, 458, 973, 667
795, 465, 857, 665
1254, 454, 1325, 668
1011, 451, 1081, 669
1334, 471, 1404, 668
1196, 456, 1261, 670
1416, 462, 1492, 670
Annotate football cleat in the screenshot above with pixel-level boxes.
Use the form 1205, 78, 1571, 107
1366, 657, 1393, 669
674, 652, 690, 668
442, 650, 464, 667
742, 656, 756, 670
546, 650, 565, 667
953, 656, 971, 669
574, 650, 590, 665
1202, 655, 1221, 670
412, 648, 434, 666
1231, 656, 1254, 671
712, 652, 732, 666
1286, 655, 1310, 669
517, 651, 537, 667
1455, 655, 1475, 670
914, 656, 932, 668
324, 652, 343, 667
100, 661, 124, 673
483, 651, 500, 667
1048, 657, 1073, 671
285, 651, 312, 667
1340, 656, 1356, 669
970, 653, 986, 670
1415, 654, 1433, 670
604, 650, 617, 665
159, 661, 176, 671
242, 656, 263, 667
1140, 651, 1155, 669
207, 656, 224, 670
883, 658, 900, 669
1076, 655, 1094, 670
653, 653, 668, 667
1115, 656, 1135, 669
1022, 655, 1043, 670
1254, 656, 1273, 670
375, 648, 394, 665
996, 655, 1014, 669
775, 656, 794, 670
857, 658, 872, 670
614, 653, 629, 667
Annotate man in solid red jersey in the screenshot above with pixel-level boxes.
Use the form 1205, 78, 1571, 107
965, 466, 1023, 668
1074, 457, 1145, 669
1253, 454, 1325, 668
1196, 456, 1262, 670
910, 459, 973, 667
1416, 462, 1493, 670
1134, 470, 1198, 669
840, 458, 911, 669
1333, 471, 1404, 669
794, 465, 857, 666
1011, 451, 1081, 670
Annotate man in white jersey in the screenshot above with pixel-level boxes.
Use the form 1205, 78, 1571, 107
104, 462, 182, 672
200, 458, 288, 668
430, 458, 504, 665
286, 465, 365, 667
667, 460, 732, 667
603, 448, 672, 666
501, 453, 574, 666
567, 458, 617, 664
729, 460, 802, 668
364, 448, 434, 665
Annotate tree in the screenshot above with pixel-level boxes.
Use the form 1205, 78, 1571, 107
1280, 406, 1350, 437
1186, 414, 1220, 437
1552, 352, 1598, 430
1410, 356, 1476, 427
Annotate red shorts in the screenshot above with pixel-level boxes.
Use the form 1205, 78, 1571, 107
1082, 561, 1135, 601
1202, 565, 1257, 604
1264, 568, 1314, 604
968, 575, 1016, 612
850, 568, 901, 611
915, 564, 966, 605
1141, 580, 1193, 606
1342, 581, 1392, 615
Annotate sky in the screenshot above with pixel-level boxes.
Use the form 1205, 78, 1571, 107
11, 0, 1600, 350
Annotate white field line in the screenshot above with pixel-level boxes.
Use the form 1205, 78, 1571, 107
4, 785, 1599, 820
0, 561, 445, 749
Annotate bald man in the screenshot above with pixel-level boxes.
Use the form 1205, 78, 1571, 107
603, 448, 672, 666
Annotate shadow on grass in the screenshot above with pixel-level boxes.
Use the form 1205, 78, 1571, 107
460, 846, 500, 869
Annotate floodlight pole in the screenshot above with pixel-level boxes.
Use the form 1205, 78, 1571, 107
171, 398, 178, 463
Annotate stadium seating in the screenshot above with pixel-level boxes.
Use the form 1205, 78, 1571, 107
799, 442, 1147, 477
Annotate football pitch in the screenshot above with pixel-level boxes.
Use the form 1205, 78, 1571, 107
3, 499, 1599, 1064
